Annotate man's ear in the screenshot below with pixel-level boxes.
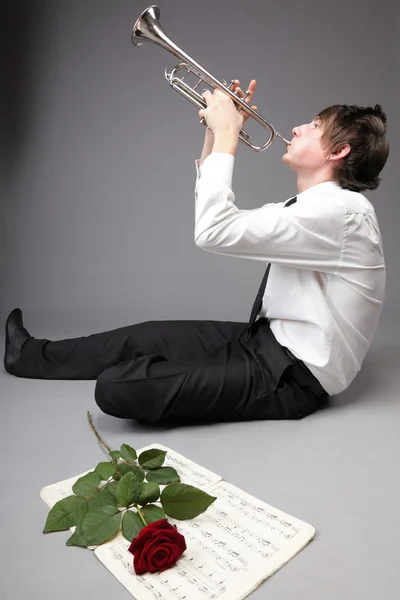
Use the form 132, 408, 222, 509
329, 143, 351, 163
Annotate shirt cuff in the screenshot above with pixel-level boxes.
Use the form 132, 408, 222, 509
194, 152, 235, 186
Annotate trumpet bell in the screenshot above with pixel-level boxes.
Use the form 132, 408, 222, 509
132, 6, 160, 46
132, 4, 180, 59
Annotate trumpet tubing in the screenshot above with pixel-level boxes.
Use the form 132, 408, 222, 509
131, 5, 289, 151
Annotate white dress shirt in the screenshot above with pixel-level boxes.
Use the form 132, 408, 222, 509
194, 152, 386, 396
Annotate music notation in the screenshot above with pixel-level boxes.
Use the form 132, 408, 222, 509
41, 444, 315, 600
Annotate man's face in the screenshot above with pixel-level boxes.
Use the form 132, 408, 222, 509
282, 116, 329, 173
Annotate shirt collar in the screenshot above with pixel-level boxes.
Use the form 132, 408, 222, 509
296, 180, 341, 202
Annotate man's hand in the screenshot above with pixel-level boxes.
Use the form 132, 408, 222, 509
198, 79, 257, 136
231, 79, 258, 124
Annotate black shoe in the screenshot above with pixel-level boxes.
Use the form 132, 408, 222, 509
4, 308, 32, 374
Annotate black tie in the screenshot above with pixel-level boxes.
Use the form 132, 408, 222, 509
247, 196, 297, 329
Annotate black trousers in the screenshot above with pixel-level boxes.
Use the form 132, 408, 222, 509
12, 317, 328, 424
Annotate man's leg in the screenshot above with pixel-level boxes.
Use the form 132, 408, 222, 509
7, 315, 247, 380
94, 319, 327, 423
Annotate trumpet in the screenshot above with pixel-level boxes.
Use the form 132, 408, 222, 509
131, 5, 290, 151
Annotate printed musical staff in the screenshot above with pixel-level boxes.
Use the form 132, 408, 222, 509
41, 444, 315, 600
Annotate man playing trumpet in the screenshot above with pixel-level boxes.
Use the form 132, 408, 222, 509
4, 80, 389, 424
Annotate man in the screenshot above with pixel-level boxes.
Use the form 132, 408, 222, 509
4, 80, 389, 424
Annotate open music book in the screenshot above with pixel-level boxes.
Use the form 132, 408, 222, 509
40, 444, 315, 600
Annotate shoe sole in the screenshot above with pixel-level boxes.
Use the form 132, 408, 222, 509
4, 309, 22, 373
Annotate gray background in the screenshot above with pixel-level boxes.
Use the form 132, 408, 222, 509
1, 1, 399, 599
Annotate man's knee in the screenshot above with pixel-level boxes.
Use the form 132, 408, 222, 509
94, 354, 189, 422
94, 367, 165, 422
94, 375, 126, 418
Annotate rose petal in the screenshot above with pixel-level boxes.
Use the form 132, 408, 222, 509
152, 546, 172, 567
128, 519, 187, 575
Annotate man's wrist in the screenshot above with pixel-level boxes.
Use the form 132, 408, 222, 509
199, 128, 215, 166
212, 130, 239, 156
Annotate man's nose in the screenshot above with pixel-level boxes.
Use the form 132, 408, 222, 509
292, 126, 299, 137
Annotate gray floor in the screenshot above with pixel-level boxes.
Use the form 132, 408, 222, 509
1, 332, 399, 600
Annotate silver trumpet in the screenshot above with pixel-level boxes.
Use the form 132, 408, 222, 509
131, 5, 290, 151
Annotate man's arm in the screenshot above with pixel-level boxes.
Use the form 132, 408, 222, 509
195, 173, 344, 273
199, 128, 214, 167
199, 127, 239, 167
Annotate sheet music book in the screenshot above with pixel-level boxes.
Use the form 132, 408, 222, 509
40, 444, 315, 600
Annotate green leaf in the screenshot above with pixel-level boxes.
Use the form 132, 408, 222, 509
109, 450, 121, 460
117, 464, 145, 481
146, 467, 181, 484
57, 484, 118, 527
161, 483, 216, 520
43, 495, 87, 533
48, 486, 117, 537
141, 504, 165, 524
122, 510, 145, 542
81, 505, 122, 545
138, 449, 167, 470
72, 472, 102, 498
120, 444, 137, 464
64, 486, 117, 529
137, 482, 160, 505
95, 461, 117, 481
66, 522, 90, 547
116, 473, 142, 507
105, 480, 119, 498
87, 487, 118, 511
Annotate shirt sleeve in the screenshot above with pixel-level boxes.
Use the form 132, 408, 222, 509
194, 153, 345, 274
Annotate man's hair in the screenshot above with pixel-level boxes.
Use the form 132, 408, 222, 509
316, 104, 389, 192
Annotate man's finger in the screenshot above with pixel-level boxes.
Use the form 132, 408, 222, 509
234, 87, 244, 98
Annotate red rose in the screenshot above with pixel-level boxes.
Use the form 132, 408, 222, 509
128, 519, 187, 575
